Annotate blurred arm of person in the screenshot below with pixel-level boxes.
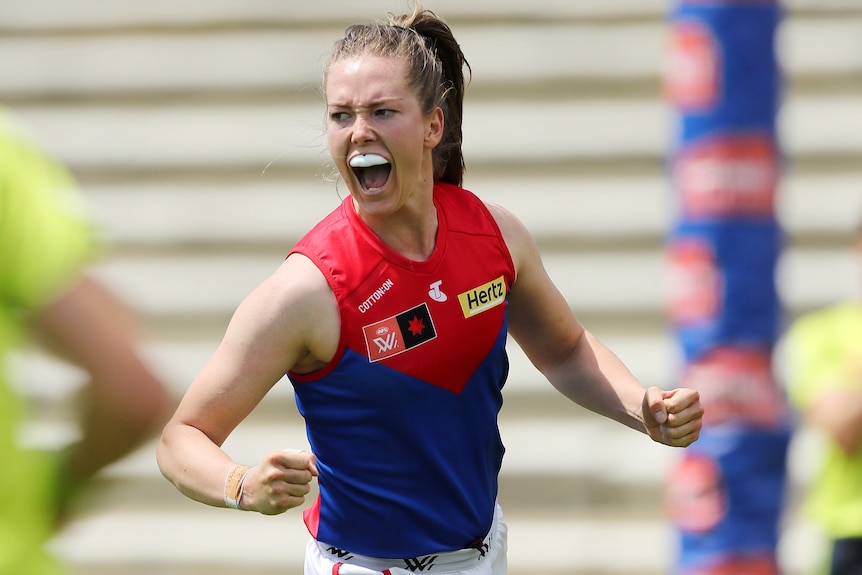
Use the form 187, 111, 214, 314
787, 228, 862, 457
787, 307, 862, 456
0, 109, 171, 523
806, 383, 862, 455
31, 275, 172, 497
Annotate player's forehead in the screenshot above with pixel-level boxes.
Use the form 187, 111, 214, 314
325, 55, 413, 107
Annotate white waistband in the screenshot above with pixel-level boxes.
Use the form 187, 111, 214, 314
316, 503, 501, 572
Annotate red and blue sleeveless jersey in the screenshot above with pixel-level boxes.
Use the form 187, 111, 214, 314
287, 182, 515, 558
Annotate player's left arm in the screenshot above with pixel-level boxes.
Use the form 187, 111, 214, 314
489, 203, 702, 447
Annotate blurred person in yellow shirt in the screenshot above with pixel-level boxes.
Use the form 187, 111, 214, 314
785, 223, 862, 575
0, 107, 170, 574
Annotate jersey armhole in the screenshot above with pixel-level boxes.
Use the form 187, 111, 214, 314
285, 247, 348, 383
478, 201, 517, 288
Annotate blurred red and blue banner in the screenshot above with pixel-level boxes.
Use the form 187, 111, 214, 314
664, 1, 791, 573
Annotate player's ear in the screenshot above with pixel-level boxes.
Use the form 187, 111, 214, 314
424, 107, 444, 149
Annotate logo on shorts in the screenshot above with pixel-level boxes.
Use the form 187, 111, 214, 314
363, 303, 437, 362
458, 276, 506, 318
469, 540, 490, 558
403, 554, 438, 572
324, 546, 354, 561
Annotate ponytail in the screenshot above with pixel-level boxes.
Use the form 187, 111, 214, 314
393, 4, 469, 185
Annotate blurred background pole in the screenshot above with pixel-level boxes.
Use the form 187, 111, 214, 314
663, 1, 792, 573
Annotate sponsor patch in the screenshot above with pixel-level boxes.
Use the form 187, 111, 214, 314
457, 276, 507, 318
363, 303, 436, 362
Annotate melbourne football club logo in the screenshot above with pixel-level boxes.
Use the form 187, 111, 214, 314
362, 303, 437, 362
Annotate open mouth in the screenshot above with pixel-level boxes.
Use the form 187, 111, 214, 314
349, 153, 391, 191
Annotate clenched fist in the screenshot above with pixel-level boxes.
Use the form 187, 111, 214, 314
642, 387, 704, 448
240, 449, 318, 515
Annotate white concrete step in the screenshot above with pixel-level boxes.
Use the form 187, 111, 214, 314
26, 393, 826, 498
1, 0, 668, 32
2, 16, 857, 99
98, 417, 678, 485
12, 329, 680, 407
1, 25, 658, 98
78, 172, 862, 249
9, 95, 860, 174
49, 512, 827, 575
48, 511, 825, 575
78, 250, 663, 318
45, 510, 677, 575
2, 0, 855, 31
75, 241, 856, 329
40, 419, 826, 575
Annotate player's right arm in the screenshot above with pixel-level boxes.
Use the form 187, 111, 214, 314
156, 253, 337, 513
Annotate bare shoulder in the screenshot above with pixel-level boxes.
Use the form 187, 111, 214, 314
276, 253, 339, 369
484, 202, 520, 233
271, 252, 333, 301
235, 252, 339, 372
238, 253, 329, 320
484, 202, 540, 274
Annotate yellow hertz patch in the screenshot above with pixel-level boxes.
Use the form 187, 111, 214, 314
458, 276, 507, 318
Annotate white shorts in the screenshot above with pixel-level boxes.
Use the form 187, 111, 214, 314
304, 503, 508, 575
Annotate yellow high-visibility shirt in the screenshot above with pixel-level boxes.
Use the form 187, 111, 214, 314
786, 302, 862, 538
0, 108, 96, 575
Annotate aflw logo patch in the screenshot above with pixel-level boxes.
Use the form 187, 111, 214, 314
458, 276, 506, 318
362, 303, 437, 362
